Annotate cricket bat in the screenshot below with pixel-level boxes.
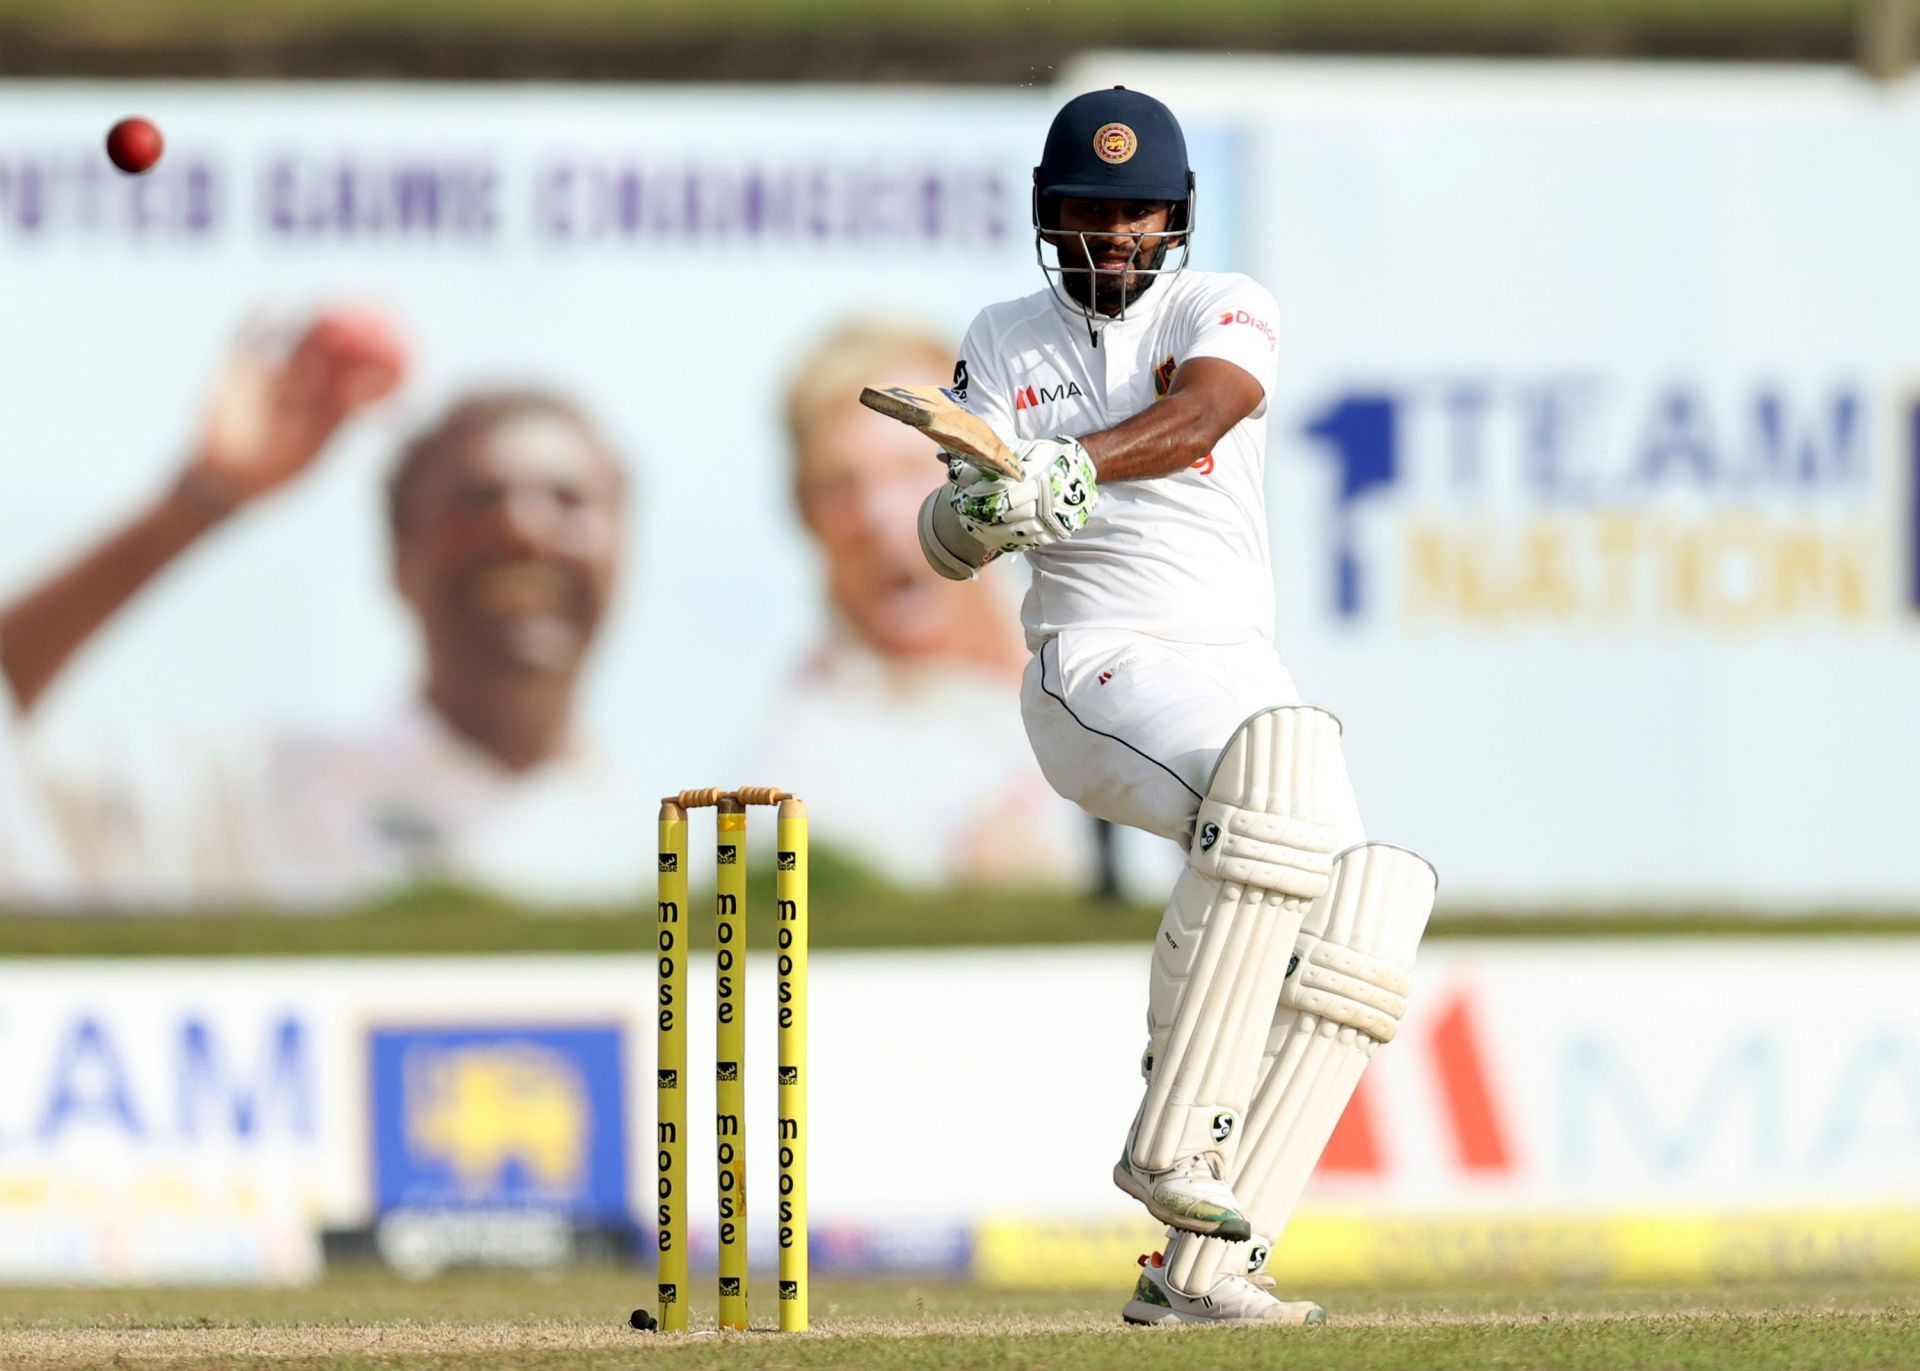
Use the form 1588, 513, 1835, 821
858, 384, 1025, 480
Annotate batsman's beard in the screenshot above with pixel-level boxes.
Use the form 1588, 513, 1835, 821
1059, 235, 1173, 315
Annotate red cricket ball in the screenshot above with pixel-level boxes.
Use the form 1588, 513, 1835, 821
105, 117, 164, 175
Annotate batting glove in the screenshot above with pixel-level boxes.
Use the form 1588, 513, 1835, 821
949, 436, 1099, 552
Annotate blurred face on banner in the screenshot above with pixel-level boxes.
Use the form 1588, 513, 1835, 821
794, 366, 980, 662
391, 398, 625, 682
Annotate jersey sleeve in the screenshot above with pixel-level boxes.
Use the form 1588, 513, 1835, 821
1180, 274, 1281, 418
954, 311, 1018, 444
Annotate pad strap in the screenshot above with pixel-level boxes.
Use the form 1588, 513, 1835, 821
1189, 804, 1339, 899
1280, 938, 1412, 1043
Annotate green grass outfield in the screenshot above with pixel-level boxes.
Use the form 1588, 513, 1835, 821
3, 1269, 1917, 1370
3, 866, 1920, 959
2, 857, 1920, 959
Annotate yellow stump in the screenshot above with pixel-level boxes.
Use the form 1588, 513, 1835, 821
714, 799, 749, 1330
775, 798, 810, 1332
655, 802, 689, 1333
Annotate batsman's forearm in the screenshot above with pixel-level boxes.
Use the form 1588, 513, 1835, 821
1078, 391, 1221, 483
0, 475, 232, 713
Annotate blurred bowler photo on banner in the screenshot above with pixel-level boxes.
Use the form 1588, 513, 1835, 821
746, 318, 1104, 891
0, 307, 653, 907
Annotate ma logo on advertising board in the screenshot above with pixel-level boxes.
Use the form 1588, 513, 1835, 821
1297, 375, 1904, 633
368, 1024, 628, 1221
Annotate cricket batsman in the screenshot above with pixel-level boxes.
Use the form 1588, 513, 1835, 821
912, 87, 1438, 1326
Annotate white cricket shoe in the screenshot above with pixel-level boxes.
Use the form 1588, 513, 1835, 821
1122, 1251, 1326, 1327
1113, 1149, 1252, 1241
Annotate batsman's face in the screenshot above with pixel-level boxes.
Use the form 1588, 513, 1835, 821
797, 401, 976, 660
1048, 197, 1178, 314
395, 414, 624, 676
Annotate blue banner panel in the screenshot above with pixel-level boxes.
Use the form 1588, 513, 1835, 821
369, 1024, 628, 1222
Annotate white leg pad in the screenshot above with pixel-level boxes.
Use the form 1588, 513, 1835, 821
1129, 707, 1355, 1174
1163, 842, 1437, 1295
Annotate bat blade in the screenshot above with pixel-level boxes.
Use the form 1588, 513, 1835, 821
858, 384, 1024, 480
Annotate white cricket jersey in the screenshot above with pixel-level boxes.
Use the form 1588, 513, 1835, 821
957, 269, 1281, 648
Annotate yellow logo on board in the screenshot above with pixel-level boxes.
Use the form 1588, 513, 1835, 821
405, 1042, 589, 1197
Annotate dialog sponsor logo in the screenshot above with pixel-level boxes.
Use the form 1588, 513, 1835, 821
1216, 308, 1276, 351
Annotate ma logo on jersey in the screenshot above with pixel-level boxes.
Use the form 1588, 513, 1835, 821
1013, 380, 1083, 411
1299, 375, 1905, 635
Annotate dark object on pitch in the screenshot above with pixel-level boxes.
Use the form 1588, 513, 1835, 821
629, 1307, 659, 1331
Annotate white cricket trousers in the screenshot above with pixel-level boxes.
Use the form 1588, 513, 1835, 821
1020, 629, 1364, 849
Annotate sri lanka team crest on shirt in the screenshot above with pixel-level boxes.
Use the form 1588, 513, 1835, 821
1153, 354, 1215, 476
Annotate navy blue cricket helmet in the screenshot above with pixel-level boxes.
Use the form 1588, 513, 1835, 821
1032, 86, 1195, 327
1034, 85, 1194, 211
